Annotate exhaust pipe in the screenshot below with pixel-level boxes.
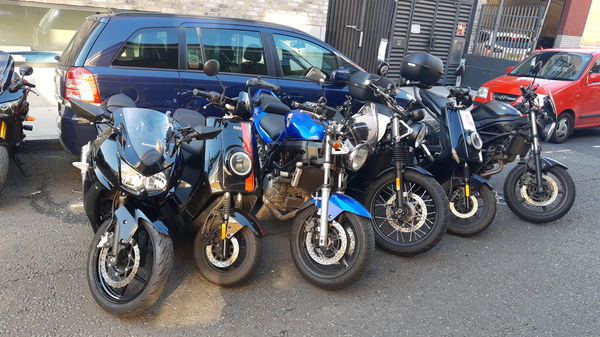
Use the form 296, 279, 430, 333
262, 197, 299, 221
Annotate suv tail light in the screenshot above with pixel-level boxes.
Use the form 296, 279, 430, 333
65, 67, 100, 103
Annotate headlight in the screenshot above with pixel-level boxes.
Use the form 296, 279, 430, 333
466, 131, 483, 150
120, 161, 168, 192
348, 103, 379, 147
346, 143, 369, 171
0, 99, 20, 115
408, 122, 429, 148
477, 87, 489, 99
534, 94, 547, 107
228, 151, 252, 176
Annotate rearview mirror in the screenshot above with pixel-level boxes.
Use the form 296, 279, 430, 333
455, 64, 465, 76
376, 61, 390, 76
506, 66, 514, 73
203, 60, 220, 77
192, 125, 222, 140
19, 66, 33, 77
330, 68, 351, 83
236, 91, 252, 114
588, 73, 600, 84
305, 67, 327, 84
70, 99, 107, 122
532, 61, 542, 74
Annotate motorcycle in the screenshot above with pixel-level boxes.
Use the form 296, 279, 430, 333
344, 55, 450, 256
470, 61, 575, 223
238, 64, 375, 289
0, 52, 36, 193
412, 63, 497, 236
70, 62, 263, 315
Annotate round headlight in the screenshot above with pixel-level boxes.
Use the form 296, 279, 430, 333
347, 143, 369, 171
348, 103, 379, 147
466, 131, 483, 150
229, 151, 252, 176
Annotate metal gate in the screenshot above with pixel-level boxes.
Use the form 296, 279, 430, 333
388, 0, 475, 85
325, 0, 396, 73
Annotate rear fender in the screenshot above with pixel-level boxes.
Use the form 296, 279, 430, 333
526, 156, 568, 172
314, 193, 372, 221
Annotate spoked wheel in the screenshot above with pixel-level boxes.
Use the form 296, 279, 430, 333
445, 180, 497, 237
194, 209, 261, 286
364, 171, 448, 256
87, 219, 173, 317
290, 205, 374, 289
504, 164, 576, 223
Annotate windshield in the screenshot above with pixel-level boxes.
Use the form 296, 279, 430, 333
0, 52, 14, 92
509, 52, 593, 81
122, 108, 170, 164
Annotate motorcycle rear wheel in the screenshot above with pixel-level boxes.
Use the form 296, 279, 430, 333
290, 205, 374, 289
364, 171, 449, 256
503, 164, 575, 223
87, 219, 173, 317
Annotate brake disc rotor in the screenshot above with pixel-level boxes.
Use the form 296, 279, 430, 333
449, 189, 479, 219
305, 220, 348, 265
206, 236, 240, 268
520, 175, 559, 207
98, 237, 140, 289
384, 193, 428, 232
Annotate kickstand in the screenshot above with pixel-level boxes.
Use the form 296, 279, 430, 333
12, 153, 30, 177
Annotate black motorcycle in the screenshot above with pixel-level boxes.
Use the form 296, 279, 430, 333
413, 63, 497, 236
346, 56, 449, 256
470, 61, 575, 223
0, 52, 36, 192
70, 63, 263, 315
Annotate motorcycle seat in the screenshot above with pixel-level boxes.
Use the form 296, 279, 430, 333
259, 113, 285, 141
173, 108, 206, 157
258, 94, 290, 115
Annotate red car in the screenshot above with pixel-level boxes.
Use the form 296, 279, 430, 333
474, 48, 600, 143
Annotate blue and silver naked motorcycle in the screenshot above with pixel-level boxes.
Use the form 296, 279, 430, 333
242, 66, 374, 289
70, 76, 263, 316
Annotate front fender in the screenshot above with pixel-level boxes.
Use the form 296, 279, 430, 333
375, 165, 435, 180
526, 156, 568, 172
114, 203, 169, 243
469, 174, 493, 192
229, 209, 264, 237
315, 193, 372, 221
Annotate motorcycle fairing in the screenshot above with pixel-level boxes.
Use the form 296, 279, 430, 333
314, 193, 372, 221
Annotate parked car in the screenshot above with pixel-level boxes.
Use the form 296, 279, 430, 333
56, 12, 404, 154
474, 49, 600, 143
477, 30, 533, 61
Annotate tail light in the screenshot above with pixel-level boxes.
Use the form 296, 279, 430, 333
65, 67, 101, 103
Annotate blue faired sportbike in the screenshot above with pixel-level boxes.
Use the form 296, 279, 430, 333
244, 66, 375, 289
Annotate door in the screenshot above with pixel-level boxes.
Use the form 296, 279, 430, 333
269, 33, 349, 108
580, 57, 600, 126
93, 27, 180, 112
179, 27, 277, 116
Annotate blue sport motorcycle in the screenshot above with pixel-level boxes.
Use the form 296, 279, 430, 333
196, 61, 374, 289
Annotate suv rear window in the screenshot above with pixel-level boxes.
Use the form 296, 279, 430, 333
112, 27, 179, 69
60, 19, 101, 66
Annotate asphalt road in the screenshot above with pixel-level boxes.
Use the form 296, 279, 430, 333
1, 129, 600, 337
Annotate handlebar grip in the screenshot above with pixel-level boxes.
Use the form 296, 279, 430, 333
291, 101, 316, 112
192, 89, 210, 98
246, 78, 281, 92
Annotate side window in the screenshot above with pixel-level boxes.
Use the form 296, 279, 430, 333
112, 27, 179, 69
185, 28, 203, 70
590, 59, 600, 74
200, 28, 267, 75
273, 34, 340, 79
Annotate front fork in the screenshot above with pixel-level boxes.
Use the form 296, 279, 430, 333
0, 121, 6, 140
529, 110, 545, 187
392, 116, 406, 209
318, 134, 333, 246
462, 162, 471, 208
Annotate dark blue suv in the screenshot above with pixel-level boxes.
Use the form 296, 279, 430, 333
56, 12, 379, 154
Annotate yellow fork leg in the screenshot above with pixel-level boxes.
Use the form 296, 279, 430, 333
0, 121, 6, 140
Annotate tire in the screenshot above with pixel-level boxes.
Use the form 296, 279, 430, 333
550, 112, 573, 143
364, 171, 449, 256
446, 182, 497, 237
87, 219, 174, 317
290, 205, 374, 289
503, 164, 576, 223
194, 213, 262, 287
0, 145, 8, 194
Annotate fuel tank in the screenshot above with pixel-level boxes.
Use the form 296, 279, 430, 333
471, 100, 526, 131
279, 109, 325, 142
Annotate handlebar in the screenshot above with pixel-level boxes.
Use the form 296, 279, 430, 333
246, 78, 281, 93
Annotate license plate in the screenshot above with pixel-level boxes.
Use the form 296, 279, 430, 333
460, 110, 476, 131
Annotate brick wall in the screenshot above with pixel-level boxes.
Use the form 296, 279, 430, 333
556, 0, 592, 36
10, 0, 329, 38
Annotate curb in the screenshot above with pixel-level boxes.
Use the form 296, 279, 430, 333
25, 139, 64, 152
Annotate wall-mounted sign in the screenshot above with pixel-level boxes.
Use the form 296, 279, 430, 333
411, 24, 421, 34
457, 23, 467, 37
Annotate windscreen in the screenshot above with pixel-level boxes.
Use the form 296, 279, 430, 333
509, 52, 593, 81
122, 108, 170, 166
0, 53, 14, 93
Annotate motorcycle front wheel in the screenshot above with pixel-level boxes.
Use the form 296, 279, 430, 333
87, 219, 173, 317
194, 209, 262, 286
0, 145, 9, 194
504, 164, 576, 223
446, 180, 497, 237
290, 205, 374, 289
364, 171, 449, 256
